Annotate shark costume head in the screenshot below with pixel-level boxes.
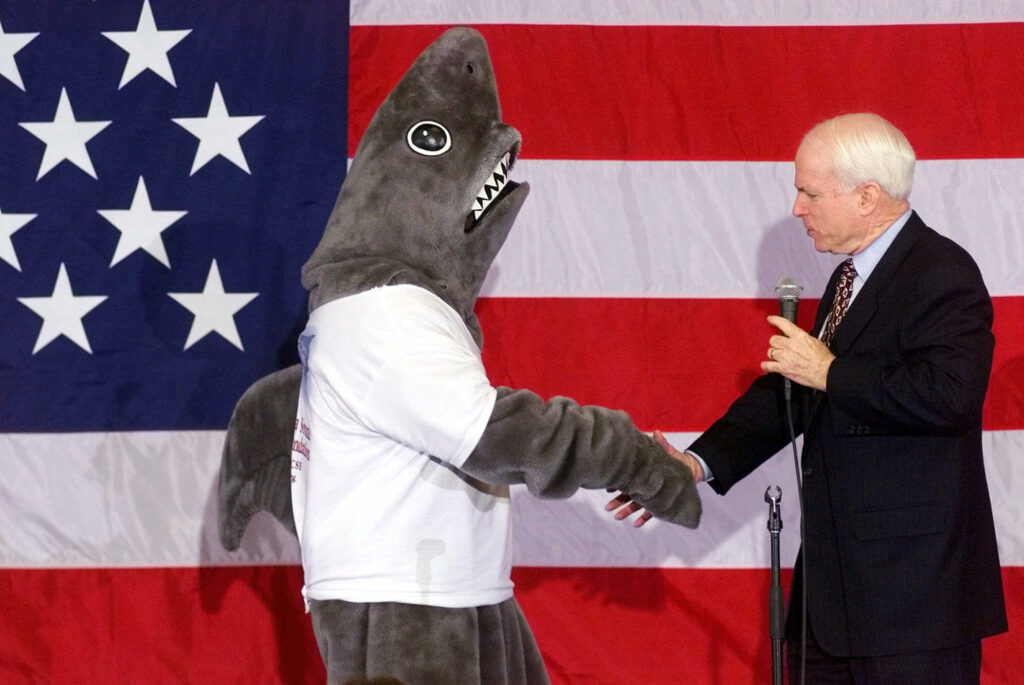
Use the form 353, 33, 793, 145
301, 27, 529, 345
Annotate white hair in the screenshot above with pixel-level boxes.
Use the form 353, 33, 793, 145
808, 113, 916, 200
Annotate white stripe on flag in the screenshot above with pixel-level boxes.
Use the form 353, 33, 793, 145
482, 158, 1024, 298
3, 430, 1023, 568
0, 431, 297, 569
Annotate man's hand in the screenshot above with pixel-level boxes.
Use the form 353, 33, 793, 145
762, 315, 835, 391
605, 430, 702, 527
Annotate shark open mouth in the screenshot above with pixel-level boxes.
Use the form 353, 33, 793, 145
465, 150, 519, 233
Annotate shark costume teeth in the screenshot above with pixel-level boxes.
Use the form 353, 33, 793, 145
470, 151, 513, 225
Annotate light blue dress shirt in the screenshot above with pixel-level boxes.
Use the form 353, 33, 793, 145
847, 208, 911, 304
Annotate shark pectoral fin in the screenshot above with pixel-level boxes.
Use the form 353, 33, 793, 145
218, 364, 302, 550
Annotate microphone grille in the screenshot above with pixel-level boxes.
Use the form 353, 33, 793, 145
775, 276, 803, 300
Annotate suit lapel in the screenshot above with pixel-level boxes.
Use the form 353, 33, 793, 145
830, 212, 925, 354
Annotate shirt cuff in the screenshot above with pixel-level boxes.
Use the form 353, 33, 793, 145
684, 449, 712, 482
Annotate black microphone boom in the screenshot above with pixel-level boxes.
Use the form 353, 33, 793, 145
775, 277, 803, 401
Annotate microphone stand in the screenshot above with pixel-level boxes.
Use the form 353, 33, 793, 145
773, 275, 804, 684
765, 485, 784, 685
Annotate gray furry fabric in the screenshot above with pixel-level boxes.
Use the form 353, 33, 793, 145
217, 27, 700, 684
464, 387, 700, 528
310, 598, 549, 685
218, 363, 299, 551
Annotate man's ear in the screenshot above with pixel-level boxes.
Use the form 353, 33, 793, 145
857, 181, 882, 215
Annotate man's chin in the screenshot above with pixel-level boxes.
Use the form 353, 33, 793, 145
809, 237, 831, 253
809, 237, 841, 254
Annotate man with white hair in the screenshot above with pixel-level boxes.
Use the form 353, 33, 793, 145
612, 113, 1007, 683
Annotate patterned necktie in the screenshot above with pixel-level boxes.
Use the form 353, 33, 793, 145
821, 258, 856, 348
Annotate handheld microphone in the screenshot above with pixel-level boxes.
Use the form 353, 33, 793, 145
775, 277, 803, 401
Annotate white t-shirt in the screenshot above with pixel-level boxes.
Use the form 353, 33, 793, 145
290, 284, 511, 608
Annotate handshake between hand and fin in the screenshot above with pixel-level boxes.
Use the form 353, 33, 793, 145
606, 430, 704, 528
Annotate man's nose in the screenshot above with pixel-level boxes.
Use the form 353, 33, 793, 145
791, 196, 803, 217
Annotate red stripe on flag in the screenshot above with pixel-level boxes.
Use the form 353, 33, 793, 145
512, 566, 1024, 685
0, 566, 324, 684
349, 24, 1024, 161
989, 297, 1024, 430
476, 295, 1024, 431
2, 565, 1020, 684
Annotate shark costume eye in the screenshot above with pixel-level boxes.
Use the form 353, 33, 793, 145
406, 120, 451, 156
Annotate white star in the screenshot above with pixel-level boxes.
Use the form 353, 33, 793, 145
0, 206, 36, 271
0, 18, 38, 91
172, 83, 264, 175
168, 259, 258, 350
18, 263, 107, 354
102, 0, 191, 89
19, 88, 112, 180
98, 177, 187, 268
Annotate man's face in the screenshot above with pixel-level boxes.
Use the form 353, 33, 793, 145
791, 140, 865, 254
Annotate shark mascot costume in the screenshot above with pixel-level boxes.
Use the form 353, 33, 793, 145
218, 28, 701, 685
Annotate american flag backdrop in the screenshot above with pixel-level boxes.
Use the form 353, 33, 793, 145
2, 1, 1023, 683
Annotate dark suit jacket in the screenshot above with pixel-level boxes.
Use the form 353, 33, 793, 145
689, 212, 1007, 657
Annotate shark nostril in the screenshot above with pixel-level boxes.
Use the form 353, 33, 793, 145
466, 62, 475, 74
